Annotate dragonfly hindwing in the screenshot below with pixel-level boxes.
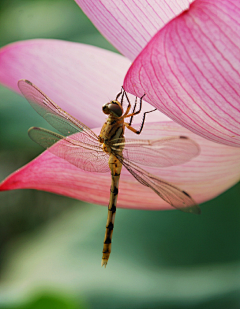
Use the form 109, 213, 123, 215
28, 127, 64, 148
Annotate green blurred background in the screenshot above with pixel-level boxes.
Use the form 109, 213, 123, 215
0, 0, 240, 308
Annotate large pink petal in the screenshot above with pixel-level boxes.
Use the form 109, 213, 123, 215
75, 0, 194, 61
0, 39, 131, 128
124, 0, 240, 147
1, 122, 240, 210
0, 39, 167, 127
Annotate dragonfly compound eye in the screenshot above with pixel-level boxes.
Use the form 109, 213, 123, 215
102, 104, 110, 114
109, 101, 123, 117
102, 101, 123, 117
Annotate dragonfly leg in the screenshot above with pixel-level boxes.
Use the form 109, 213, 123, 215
128, 94, 146, 125
115, 92, 122, 101
120, 87, 125, 106
125, 107, 157, 134
116, 87, 124, 106
128, 96, 138, 126
120, 90, 132, 117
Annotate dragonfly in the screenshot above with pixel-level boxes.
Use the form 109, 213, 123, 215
18, 79, 201, 267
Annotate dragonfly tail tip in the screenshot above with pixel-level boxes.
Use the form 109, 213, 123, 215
101, 259, 108, 268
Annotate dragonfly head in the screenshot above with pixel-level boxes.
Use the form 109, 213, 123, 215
102, 101, 123, 117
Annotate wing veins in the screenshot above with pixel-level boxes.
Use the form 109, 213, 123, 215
113, 152, 200, 214
110, 136, 200, 168
18, 79, 98, 140
28, 127, 109, 173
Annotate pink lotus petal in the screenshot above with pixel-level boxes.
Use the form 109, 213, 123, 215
0, 39, 130, 128
75, 0, 194, 60
0, 39, 168, 127
124, 0, 240, 147
1, 122, 240, 210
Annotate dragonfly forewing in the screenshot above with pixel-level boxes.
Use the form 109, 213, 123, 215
44, 113, 80, 136
18, 79, 97, 139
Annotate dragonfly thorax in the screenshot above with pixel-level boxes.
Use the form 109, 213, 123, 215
102, 100, 123, 117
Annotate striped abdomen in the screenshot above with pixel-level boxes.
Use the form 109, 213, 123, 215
101, 153, 122, 267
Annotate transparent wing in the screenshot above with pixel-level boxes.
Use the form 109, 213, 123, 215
18, 79, 98, 140
110, 136, 200, 168
28, 127, 110, 173
114, 154, 200, 214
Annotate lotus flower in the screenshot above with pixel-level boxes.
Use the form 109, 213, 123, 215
0, 0, 240, 211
